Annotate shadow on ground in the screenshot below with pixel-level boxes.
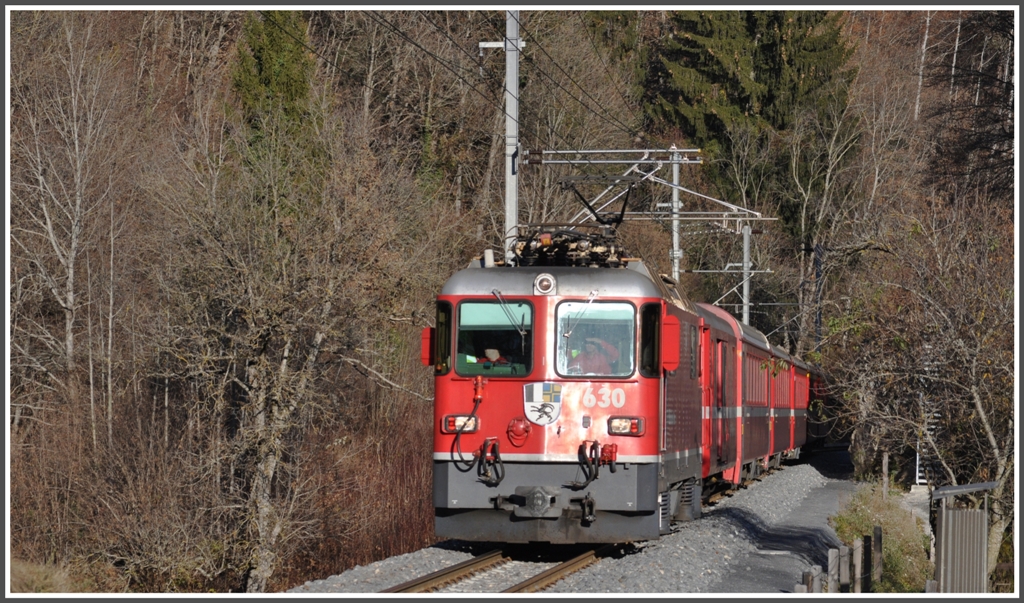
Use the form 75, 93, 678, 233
714, 506, 843, 570
800, 444, 855, 480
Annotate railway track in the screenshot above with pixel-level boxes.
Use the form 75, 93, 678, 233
380, 544, 620, 593
382, 466, 786, 594
503, 544, 618, 593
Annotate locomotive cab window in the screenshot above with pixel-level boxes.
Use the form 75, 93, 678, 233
434, 302, 452, 375
454, 301, 532, 376
556, 301, 635, 378
639, 303, 660, 377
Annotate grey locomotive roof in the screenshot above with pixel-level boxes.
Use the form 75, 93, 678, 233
441, 263, 664, 299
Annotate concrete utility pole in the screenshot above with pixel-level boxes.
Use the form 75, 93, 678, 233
671, 146, 681, 282
504, 11, 520, 264
481, 11, 522, 264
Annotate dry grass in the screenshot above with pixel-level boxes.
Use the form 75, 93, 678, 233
9, 559, 74, 593
830, 482, 934, 592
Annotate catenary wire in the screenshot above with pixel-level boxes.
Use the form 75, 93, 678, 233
575, 12, 649, 138
260, 11, 506, 147
509, 11, 641, 139
262, 11, 679, 218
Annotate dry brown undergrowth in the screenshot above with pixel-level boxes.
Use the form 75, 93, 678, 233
9, 559, 73, 594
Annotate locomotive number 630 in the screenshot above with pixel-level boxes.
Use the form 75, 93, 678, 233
579, 384, 627, 409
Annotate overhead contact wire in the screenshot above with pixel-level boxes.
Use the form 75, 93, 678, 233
510, 11, 641, 139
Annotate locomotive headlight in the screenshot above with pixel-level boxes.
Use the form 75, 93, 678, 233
608, 416, 645, 436
442, 415, 479, 433
533, 273, 556, 295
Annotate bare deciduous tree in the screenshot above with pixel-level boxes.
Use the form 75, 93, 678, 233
10, 12, 128, 425
824, 192, 1013, 576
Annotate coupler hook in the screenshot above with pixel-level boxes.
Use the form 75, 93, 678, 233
581, 493, 597, 524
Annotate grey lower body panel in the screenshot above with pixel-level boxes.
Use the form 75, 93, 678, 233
433, 460, 660, 544
435, 508, 660, 544
659, 447, 703, 486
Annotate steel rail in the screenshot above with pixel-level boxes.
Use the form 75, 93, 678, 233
502, 544, 618, 593
379, 548, 508, 593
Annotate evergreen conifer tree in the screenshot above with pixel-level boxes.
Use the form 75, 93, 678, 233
647, 10, 854, 148
231, 11, 324, 214
233, 10, 315, 128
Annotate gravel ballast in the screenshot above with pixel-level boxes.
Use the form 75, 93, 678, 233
288, 448, 856, 594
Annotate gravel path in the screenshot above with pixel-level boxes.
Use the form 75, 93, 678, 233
287, 447, 857, 594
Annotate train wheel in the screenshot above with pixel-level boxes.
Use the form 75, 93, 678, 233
673, 478, 702, 522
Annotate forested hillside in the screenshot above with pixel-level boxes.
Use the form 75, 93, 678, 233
7, 10, 1014, 593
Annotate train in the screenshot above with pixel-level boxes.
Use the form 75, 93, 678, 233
421, 225, 825, 544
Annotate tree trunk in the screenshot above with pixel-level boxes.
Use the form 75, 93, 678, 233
986, 496, 1008, 578
914, 11, 931, 121
363, 21, 378, 126
246, 440, 283, 593
107, 193, 116, 448
949, 12, 961, 101
86, 255, 98, 451
245, 338, 297, 593
974, 35, 989, 107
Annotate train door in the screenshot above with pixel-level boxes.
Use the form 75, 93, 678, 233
723, 341, 736, 466
709, 338, 718, 463
715, 340, 728, 464
700, 324, 714, 474
767, 356, 774, 459
790, 366, 798, 446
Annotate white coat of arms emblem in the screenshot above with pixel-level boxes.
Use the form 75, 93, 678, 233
523, 382, 562, 425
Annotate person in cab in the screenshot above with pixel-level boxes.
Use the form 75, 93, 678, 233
472, 348, 509, 367
568, 337, 618, 374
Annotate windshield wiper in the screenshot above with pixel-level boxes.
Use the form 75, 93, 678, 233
492, 289, 528, 354
563, 290, 598, 339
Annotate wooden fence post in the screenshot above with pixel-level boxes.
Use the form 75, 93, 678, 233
863, 534, 873, 592
853, 539, 863, 593
828, 548, 839, 593
795, 584, 807, 593
925, 579, 938, 593
873, 525, 883, 583
811, 565, 823, 593
839, 545, 850, 592
882, 451, 889, 500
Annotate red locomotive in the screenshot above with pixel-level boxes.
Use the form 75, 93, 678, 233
421, 227, 823, 543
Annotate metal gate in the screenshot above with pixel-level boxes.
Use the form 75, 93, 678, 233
932, 481, 997, 593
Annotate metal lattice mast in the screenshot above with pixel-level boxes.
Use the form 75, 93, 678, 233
526, 150, 771, 309
742, 223, 751, 325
